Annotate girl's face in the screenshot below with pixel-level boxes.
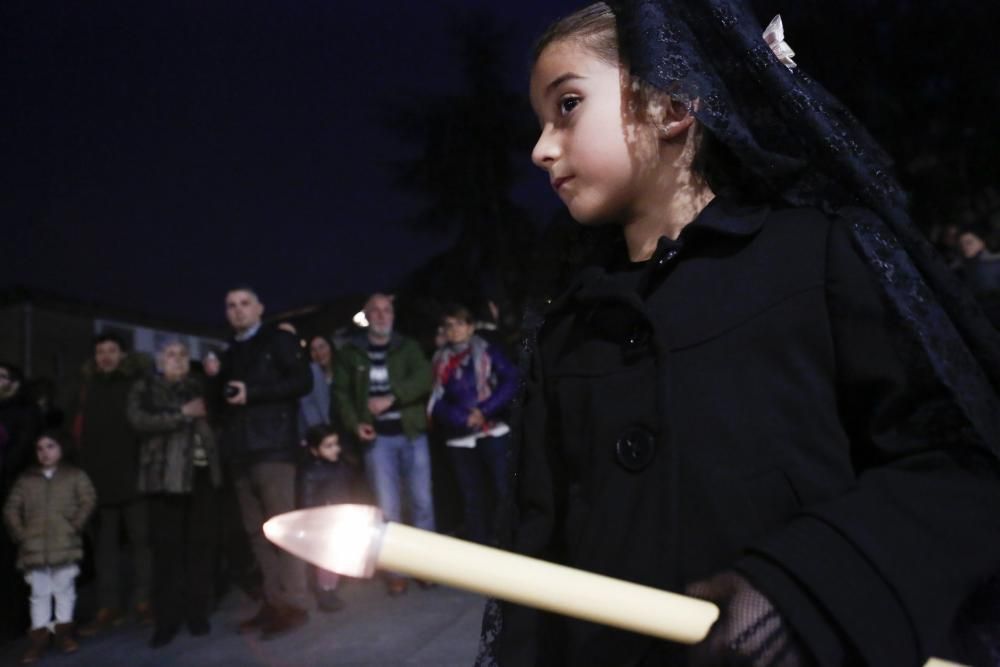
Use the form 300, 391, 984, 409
36, 437, 62, 469
313, 435, 341, 463
442, 317, 475, 345
530, 40, 664, 226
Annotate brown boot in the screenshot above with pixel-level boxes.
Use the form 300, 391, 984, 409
20, 628, 48, 664
259, 604, 308, 641
78, 607, 124, 637
237, 603, 276, 634
53, 623, 79, 654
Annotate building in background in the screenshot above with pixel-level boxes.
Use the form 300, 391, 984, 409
0, 287, 227, 410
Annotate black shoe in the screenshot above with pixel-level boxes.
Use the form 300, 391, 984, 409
260, 606, 308, 641
187, 617, 211, 636
316, 591, 345, 613
150, 624, 179, 649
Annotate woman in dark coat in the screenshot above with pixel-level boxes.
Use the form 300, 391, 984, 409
127, 340, 222, 648
478, 3, 1000, 666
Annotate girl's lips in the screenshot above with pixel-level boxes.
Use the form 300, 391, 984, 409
552, 176, 573, 191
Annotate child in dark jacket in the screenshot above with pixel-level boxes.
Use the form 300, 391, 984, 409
3, 430, 96, 664
297, 424, 365, 612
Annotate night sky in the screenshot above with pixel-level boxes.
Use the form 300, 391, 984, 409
3, 1, 997, 328
2, 1, 577, 327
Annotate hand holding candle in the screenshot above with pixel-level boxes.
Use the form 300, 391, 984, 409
263, 504, 719, 645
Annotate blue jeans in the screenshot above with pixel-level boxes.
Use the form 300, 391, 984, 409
364, 433, 436, 531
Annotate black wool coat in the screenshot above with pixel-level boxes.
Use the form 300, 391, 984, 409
77, 356, 148, 505
216, 326, 313, 467
493, 197, 1000, 667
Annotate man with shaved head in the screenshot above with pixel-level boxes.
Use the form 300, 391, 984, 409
216, 286, 313, 639
333, 293, 434, 596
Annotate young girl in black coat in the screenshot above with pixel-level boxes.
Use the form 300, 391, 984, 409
478, 2, 1000, 666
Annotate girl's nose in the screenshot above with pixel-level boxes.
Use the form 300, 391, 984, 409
531, 125, 559, 170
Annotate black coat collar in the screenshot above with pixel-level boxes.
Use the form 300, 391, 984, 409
550, 197, 770, 313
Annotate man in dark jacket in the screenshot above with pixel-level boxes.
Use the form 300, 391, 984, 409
0, 362, 39, 641
215, 287, 313, 639
75, 333, 153, 636
0, 363, 38, 490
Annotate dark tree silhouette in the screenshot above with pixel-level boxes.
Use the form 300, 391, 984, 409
382, 10, 540, 318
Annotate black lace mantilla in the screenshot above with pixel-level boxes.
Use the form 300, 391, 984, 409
612, 0, 1000, 449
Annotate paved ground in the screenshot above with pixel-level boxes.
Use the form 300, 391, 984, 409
0, 579, 486, 666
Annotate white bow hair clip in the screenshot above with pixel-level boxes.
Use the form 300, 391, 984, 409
763, 14, 797, 71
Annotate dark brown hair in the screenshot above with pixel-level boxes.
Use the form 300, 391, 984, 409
441, 303, 475, 325
533, 2, 764, 201
36, 428, 78, 463
533, 2, 618, 66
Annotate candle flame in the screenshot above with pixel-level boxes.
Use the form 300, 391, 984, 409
263, 504, 384, 577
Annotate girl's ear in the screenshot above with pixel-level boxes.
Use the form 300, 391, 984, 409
660, 98, 696, 140
662, 115, 695, 140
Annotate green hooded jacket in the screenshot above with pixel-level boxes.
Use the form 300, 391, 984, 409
333, 332, 431, 440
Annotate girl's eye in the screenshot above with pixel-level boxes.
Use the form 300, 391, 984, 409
559, 95, 581, 116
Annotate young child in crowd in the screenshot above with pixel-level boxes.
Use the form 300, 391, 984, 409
298, 423, 364, 613
478, 2, 1000, 666
3, 430, 96, 664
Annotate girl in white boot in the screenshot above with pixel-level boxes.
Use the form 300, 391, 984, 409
3, 430, 96, 664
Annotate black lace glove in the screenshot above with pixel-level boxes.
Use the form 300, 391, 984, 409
685, 571, 815, 667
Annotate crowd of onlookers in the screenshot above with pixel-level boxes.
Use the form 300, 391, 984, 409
2, 215, 997, 664
0, 286, 518, 664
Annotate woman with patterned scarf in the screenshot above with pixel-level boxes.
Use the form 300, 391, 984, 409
429, 304, 519, 545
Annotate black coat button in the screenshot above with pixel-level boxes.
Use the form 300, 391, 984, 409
615, 426, 656, 472
623, 327, 649, 348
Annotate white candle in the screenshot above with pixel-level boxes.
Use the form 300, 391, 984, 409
264, 504, 719, 645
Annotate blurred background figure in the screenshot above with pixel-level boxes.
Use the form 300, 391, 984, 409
428, 304, 518, 545
75, 334, 153, 637
308, 336, 336, 389
127, 341, 222, 648
298, 335, 336, 444
333, 293, 434, 597
0, 362, 39, 643
213, 288, 313, 640
0, 364, 38, 501
954, 223, 1000, 326
3, 430, 95, 664
297, 424, 366, 613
